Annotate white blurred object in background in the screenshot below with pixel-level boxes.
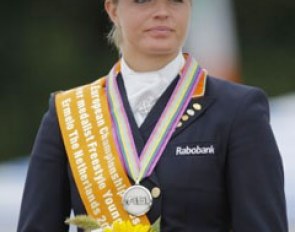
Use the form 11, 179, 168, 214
270, 93, 295, 231
0, 159, 26, 231
185, 0, 240, 82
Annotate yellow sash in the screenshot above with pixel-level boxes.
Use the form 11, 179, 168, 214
55, 78, 149, 228
55, 73, 207, 228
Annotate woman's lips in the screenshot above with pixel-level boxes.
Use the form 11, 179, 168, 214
146, 26, 174, 37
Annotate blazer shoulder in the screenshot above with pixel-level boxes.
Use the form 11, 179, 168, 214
205, 76, 268, 101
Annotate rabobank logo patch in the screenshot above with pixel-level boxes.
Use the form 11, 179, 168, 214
175, 143, 215, 156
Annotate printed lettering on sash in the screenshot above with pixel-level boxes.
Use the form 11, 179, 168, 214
55, 80, 150, 228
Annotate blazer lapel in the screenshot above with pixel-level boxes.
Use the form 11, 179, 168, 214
117, 74, 146, 155
137, 77, 180, 191
172, 96, 216, 138
117, 74, 161, 186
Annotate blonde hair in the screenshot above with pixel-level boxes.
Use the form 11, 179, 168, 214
106, 0, 121, 50
107, 25, 121, 50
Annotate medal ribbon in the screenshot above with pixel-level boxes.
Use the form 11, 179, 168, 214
107, 54, 206, 183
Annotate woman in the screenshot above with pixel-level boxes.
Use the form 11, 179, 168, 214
17, 0, 288, 231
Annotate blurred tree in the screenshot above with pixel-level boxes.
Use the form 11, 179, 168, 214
235, 0, 295, 95
0, 0, 294, 161
0, 0, 116, 161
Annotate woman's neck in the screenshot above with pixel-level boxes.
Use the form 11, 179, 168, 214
121, 51, 180, 72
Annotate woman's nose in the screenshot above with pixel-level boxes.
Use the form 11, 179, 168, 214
152, 1, 170, 19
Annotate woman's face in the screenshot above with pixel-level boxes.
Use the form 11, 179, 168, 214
105, 0, 192, 58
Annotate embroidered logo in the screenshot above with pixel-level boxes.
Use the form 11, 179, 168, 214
176, 145, 215, 156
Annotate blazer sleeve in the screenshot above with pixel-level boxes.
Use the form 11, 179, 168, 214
226, 88, 288, 231
17, 93, 71, 232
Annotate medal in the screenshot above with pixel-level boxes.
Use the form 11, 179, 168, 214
122, 185, 153, 216
107, 54, 207, 215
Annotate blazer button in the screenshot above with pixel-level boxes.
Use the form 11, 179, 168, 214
182, 114, 189, 121
151, 187, 161, 199
187, 109, 195, 116
193, 103, 202, 111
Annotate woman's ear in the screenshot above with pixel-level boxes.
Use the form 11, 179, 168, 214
104, 0, 119, 26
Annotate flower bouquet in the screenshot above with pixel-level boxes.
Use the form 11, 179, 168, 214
65, 215, 160, 232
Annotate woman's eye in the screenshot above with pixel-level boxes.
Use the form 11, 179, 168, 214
133, 0, 184, 4
171, 0, 184, 2
134, 0, 151, 3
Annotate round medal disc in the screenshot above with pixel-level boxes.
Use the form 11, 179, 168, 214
122, 185, 153, 216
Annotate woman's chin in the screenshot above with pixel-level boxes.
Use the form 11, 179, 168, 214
143, 46, 179, 57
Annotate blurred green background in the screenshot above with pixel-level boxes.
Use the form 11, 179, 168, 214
0, 0, 294, 161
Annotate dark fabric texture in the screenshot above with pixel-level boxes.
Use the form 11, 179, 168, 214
17, 76, 288, 232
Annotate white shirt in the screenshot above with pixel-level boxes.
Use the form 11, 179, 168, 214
121, 52, 185, 126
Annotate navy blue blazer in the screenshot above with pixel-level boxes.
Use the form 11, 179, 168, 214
17, 75, 288, 232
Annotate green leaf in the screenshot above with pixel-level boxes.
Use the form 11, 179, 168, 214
65, 215, 101, 230
150, 217, 161, 232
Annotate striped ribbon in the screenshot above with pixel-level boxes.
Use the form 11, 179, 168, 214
107, 54, 205, 183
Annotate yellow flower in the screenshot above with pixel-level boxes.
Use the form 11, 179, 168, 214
104, 221, 151, 232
